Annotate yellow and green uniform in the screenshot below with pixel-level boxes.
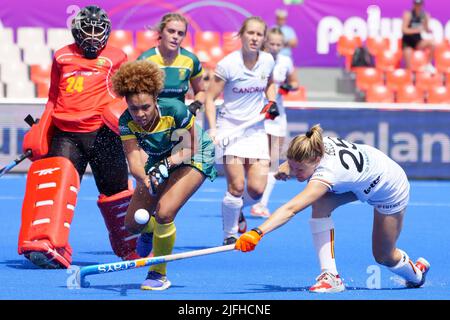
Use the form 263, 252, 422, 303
138, 47, 203, 103
119, 97, 216, 181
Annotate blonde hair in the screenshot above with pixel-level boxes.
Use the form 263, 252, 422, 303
287, 124, 325, 163
156, 13, 188, 34
262, 27, 284, 51
268, 27, 284, 37
112, 60, 165, 98
238, 16, 268, 38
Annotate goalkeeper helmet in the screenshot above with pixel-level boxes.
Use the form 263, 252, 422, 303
71, 5, 111, 59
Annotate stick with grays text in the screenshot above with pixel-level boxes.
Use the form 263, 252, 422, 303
77, 244, 236, 288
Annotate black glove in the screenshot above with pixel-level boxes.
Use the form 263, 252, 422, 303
147, 158, 171, 195
260, 101, 279, 120
278, 83, 296, 95
188, 100, 203, 116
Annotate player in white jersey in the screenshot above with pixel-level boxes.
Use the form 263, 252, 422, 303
205, 16, 278, 245
251, 27, 299, 218
235, 124, 430, 293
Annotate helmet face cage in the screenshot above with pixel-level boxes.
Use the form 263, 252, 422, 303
72, 6, 111, 59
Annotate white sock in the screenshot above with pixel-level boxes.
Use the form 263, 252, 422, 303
389, 249, 422, 284
260, 172, 276, 207
242, 188, 260, 208
309, 217, 338, 275
222, 192, 243, 238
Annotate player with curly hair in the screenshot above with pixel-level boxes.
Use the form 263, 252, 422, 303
112, 60, 217, 291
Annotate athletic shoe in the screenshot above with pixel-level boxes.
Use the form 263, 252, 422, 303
250, 202, 271, 218
406, 257, 430, 288
136, 232, 153, 258
141, 271, 171, 291
309, 271, 345, 293
223, 235, 238, 245
25, 251, 64, 269
238, 211, 247, 234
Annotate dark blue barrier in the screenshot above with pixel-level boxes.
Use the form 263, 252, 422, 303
286, 107, 450, 179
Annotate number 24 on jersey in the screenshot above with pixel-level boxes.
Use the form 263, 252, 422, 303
66, 76, 84, 93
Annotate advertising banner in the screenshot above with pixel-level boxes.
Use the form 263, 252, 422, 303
1, 0, 448, 66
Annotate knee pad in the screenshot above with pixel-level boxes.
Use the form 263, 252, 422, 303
18, 157, 80, 268
223, 192, 243, 208
97, 181, 139, 260
309, 217, 334, 234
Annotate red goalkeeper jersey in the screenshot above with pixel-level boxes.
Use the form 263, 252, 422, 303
48, 43, 127, 132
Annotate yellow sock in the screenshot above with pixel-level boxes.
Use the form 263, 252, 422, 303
150, 221, 176, 275
142, 216, 156, 234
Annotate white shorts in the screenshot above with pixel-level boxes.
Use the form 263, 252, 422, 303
264, 113, 287, 137
216, 116, 270, 160
367, 161, 410, 215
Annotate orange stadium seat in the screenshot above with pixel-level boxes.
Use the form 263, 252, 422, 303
415, 71, 443, 93
435, 49, 450, 74
434, 40, 450, 56
136, 30, 159, 52
36, 81, 50, 98
427, 85, 450, 104
283, 86, 306, 101
385, 68, 413, 92
366, 37, 390, 57
194, 31, 220, 51
355, 67, 383, 92
409, 50, 429, 73
375, 50, 400, 73
209, 46, 225, 66
30, 64, 52, 84
182, 31, 193, 48
109, 30, 134, 49
122, 45, 143, 61
337, 35, 362, 70
396, 84, 424, 103
195, 49, 213, 69
222, 32, 241, 54
337, 35, 362, 57
366, 84, 394, 103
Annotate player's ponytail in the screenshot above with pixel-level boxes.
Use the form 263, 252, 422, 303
287, 124, 325, 163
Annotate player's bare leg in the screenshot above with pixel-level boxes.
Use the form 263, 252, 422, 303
372, 209, 430, 288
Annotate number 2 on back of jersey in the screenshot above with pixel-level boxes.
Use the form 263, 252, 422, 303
66, 76, 84, 93
329, 137, 364, 173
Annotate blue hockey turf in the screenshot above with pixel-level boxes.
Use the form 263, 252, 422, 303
1, 175, 449, 300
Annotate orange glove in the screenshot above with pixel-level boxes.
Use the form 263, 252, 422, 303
235, 228, 264, 252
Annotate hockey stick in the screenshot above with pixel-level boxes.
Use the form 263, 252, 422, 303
0, 115, 36, 178
77, 244, 235, 288
215, 112, 267, 148
0, 150, 32, 178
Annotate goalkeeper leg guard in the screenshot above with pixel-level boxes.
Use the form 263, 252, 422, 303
97, 182, 140, 260
18, 157, 79, 269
